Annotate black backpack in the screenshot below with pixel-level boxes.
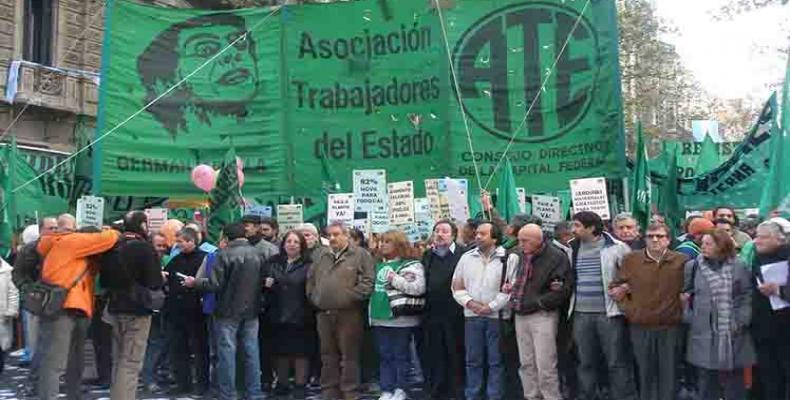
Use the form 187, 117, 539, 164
95, 236, 129, 290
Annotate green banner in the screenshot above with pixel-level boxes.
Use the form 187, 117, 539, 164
97, 0, 626, 206
98, 2, 287, 197
444, 0, 626, 191
285, 1, 448, 197
650, 140, 738, 179
676, 95, 778, 210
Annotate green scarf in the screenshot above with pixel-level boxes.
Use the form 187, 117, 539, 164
369, 259, 412, 321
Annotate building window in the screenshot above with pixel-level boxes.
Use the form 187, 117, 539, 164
23, 0, 55, 66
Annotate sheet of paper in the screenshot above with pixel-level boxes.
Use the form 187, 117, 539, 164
760, 261, 790, 311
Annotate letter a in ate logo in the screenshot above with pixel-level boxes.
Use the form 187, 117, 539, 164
453, 2, 599, 143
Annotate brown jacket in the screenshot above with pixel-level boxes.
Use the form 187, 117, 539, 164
307, 245, 375, 311
615, 249, 686, 328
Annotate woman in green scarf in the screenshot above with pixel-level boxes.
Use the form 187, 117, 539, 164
369, 230, 426, 400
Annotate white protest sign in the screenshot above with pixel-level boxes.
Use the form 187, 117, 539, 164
397, 223, 422, 243
570, 177, 611, 220
370, 210, 390, 233
246, 205, 273, 218
144, 208, 168, 233
388, 181, 415, 225
424, 179, 442, 221
414, 197, 433, 238
327, 193, 355, 225
531, 195, 562, 229
76, 196, 104, 229
444, 178, 470, 222
277, 204, 303, 232
353, 170, 387, 212
516, 188, 526, 213
352, 217, 371, 236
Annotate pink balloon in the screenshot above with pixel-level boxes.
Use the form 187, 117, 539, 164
191, 164, 216, 192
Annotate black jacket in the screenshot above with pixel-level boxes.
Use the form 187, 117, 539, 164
265, 255, 312, 326
12, 241, 41, 292
197, 239, 264, 320
750, 244, 790, 341
510, 243, 574, 315
422, 243, 465, 320
106, 232, 164, 315
165, 249, 207, 315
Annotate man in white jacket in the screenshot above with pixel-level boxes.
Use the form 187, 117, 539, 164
452, 222, 515, 400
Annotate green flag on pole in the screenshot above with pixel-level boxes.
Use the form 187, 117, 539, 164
694, 133, 719, 175
496, 158, 521, 223
468, 187, 483, 220
659, 149, 682, 234
630, 122, 652, 229
1, 138, 67, 255
319, 146, 341, 195
207, 148, 243, 244
759, 57, 790, 216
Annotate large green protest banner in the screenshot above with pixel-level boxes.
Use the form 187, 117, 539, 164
284, 0, 449, 197
96, 1, 287, 197
443, 0, 626, 192
95, 0, 626, 207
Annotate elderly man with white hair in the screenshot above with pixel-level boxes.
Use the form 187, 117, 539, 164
297, 223, 329, 263
508, 224, 573, 400
750, 218, 790, 400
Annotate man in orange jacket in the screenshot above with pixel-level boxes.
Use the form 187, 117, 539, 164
35, 220, 119, 400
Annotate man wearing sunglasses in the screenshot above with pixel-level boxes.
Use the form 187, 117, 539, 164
609, 222, 687, 400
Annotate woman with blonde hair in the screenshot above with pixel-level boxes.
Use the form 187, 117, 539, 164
369, 230, 426, 400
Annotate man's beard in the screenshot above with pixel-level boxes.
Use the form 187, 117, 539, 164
248, 233, 263, 245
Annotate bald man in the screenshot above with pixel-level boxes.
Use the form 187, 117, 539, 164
507, 224, 573, 400
57, 213, 76, 232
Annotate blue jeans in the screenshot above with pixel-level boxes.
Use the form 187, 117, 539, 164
573, 313, 637, 400
374, 326, 413, 393
215, 317, 263, 400
464, 317, 503, 400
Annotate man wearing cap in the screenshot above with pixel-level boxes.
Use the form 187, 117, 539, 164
674, 218, 714, 260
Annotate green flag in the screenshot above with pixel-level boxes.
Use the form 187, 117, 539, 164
467, 187, 483, 220
319, 146, 341, 195
630, 122, 651, 229
1, 138, 67, 254
496, 158, 520, 223
207, 148, 243, 244
759, 57, 790, 216
694, 133, 719, 175
659, 148, 682, 234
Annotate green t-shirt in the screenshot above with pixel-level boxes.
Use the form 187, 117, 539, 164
369, 259, 416, 321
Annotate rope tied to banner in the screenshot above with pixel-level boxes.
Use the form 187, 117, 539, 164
481, 0, 593, 191
432, 0, 490, 221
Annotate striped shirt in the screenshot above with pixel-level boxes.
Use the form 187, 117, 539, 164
575, 238, 606, 313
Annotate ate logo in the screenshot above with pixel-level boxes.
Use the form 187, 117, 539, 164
452, 2, 599, 143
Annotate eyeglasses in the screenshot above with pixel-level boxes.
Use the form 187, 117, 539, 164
646, 234, 667, 239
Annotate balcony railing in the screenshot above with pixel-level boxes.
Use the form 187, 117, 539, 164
4, 60, 99, 116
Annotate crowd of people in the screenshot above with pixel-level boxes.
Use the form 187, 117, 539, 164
0, 205, 789, 400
